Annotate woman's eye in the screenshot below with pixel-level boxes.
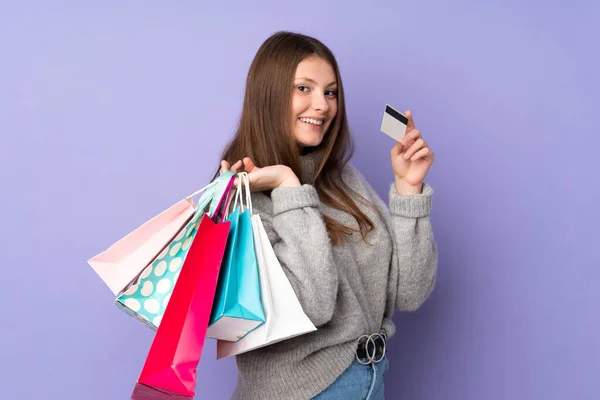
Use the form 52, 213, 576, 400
325, 90, 338, 98
297, 85, 309, 92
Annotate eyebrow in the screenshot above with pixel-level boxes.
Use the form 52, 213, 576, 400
295, 77, 337, 87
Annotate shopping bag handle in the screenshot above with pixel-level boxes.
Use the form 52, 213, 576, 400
238, 172, 253, 214
210, 174, 236, 223
182, 170, 235, 222
226, 172, 253, 219
185, 179, 220, 201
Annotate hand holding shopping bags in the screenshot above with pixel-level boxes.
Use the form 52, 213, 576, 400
89, 170, 316, 399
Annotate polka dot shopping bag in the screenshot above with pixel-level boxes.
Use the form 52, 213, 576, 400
115, 170, 235, 330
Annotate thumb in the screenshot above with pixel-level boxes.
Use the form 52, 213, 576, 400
405, 110, 415, 131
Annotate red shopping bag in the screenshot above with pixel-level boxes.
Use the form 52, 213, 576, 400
130, 201, 232, 398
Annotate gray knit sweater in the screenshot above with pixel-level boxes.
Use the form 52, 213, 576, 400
232, 149, 438, 400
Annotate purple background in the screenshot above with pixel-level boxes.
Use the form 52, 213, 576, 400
1, 1, 598, 399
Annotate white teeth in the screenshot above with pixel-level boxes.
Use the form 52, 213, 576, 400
299, 117, 323, 126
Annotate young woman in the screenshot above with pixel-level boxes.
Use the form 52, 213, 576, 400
218, 31, 437, 400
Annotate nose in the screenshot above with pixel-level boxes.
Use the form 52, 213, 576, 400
311, 92, 330, 113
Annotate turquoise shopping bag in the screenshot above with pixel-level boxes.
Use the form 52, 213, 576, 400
207, 173, 265, 342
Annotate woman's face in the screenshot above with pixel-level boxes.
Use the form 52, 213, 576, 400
290, 56, 338, 150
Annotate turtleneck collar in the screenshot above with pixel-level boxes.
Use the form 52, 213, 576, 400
299, 147, 326, 184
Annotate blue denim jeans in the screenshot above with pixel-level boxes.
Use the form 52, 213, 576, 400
312, 357, 389, 400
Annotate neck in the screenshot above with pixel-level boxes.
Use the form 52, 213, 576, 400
299, 147, 325, 184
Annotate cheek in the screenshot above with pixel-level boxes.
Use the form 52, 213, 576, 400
291, 94, 308, 117
329, 101, 338, 119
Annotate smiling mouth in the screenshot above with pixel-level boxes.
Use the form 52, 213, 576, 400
299, 117, 324, 126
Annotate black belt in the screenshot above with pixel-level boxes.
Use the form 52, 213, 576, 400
355, 332, 387, 365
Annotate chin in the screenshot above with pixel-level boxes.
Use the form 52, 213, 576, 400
296, 135, 324, 149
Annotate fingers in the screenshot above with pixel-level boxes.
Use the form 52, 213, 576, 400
400, 128, 421, 147
219, 157, 266, 189
407, 146, 431, 161
242, 157, 257, 172
220, 160, 243, 174
219, 160, 230, 174
403, 138, 427, 160
393, 127, 421, 157
231, 160, 242, 172
398, 107, 420, 153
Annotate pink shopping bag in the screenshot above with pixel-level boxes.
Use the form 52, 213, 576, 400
88, 181, 221, 295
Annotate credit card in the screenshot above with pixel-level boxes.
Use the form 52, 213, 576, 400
380, 104, 408, 142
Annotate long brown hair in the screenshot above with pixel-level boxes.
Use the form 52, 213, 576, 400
219, 31, 374, 244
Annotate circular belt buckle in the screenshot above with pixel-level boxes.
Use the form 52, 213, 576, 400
356, 334, 371, 365
355, 333, 387, 365
369, 333, 386, 364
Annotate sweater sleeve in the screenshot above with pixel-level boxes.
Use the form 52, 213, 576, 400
255, 184, 338, 327
387, 182, 438, 311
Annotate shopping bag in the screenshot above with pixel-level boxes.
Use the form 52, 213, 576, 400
216, 173, 316, 358
207, 172, 265, 342
130, 178, 234, 399
116, 171, 235, 329
88, 199, 196, 296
